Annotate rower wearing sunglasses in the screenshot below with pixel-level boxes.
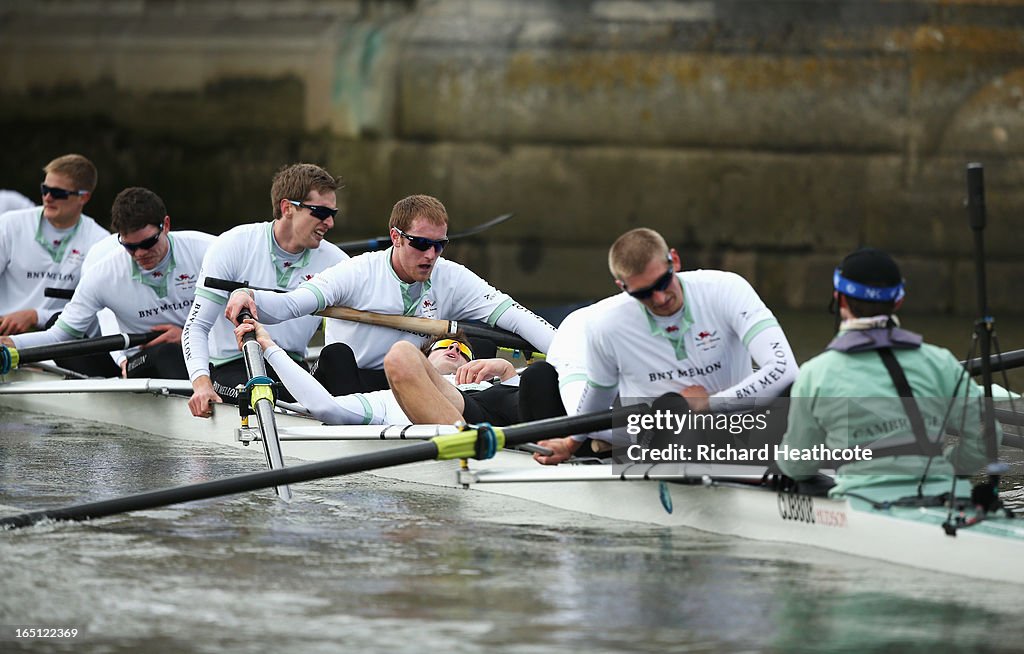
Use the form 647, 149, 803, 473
225, 194, 555, 396
534, 227, 798, 465
0, 154, 108, 338
181, 163, 348, 418
3, 187, 221, 379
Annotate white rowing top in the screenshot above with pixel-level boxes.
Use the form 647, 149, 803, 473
10, 231, 218, 362
182, 221, 347, 382
583, 269, 797, 406
254, 247, 555, 369
0, 207, 109, 328
547, 301, 611, 415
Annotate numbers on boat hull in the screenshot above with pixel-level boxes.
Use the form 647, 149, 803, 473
777, 492, 815, 523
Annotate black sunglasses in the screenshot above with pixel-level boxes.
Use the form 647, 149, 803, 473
394, 227, 448, 253
287, 200, 338, 221
119, 225, 163, 252
623, 268, 675, 300
40, 183, 88, 200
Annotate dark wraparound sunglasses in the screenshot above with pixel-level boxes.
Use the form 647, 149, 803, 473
287, 200, 338, 221
41, 183, 88, 200
119, 225, 163, 252
394, 227, 448, 253
623, 268, 675, 300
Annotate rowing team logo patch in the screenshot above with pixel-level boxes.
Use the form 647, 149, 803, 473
174, 273, 197, 291
420, 297, 438, 319
694, 329, 721, 352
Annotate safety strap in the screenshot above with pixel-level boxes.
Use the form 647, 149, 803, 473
876, 347, 942, 458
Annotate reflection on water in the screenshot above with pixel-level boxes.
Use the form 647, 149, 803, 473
2, 409, 1024, 653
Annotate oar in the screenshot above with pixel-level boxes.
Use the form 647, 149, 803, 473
237, 308, 292, 502
204, 277, 541, 353
334, 212, 514, 253
0, 406, 633, 529
43, 287, 74, 300
961, 348, 1024, 376
1, 332, 157, 375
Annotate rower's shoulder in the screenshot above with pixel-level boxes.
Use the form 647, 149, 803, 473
0, 206, 40, 230
77, 213, 110, 240
311, 238, 347, 262
681, 268, 755, 290
584, 293, 636, 330
171, 230, 217, 247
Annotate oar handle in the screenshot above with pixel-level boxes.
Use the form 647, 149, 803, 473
205, 277, 256, 294
237, 308, 257, 343
43, 287, 75, 300
15, 332, 158, 365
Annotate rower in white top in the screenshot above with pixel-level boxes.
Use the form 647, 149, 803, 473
0, 154, 109, 337
2, 187, 223, 379
225, 194, 555, 396
181, 163, 348, 418
535, 227, 798, 464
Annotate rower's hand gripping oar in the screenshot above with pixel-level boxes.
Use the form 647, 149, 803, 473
236, 308, 292, 501
0, 406, 634, 529
205, 277, 541, 354
1, 332, 158, 375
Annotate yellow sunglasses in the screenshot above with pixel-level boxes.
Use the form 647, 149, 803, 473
429, 338, 474, 361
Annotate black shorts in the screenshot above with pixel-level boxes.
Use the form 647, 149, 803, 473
459, 384, 520, 426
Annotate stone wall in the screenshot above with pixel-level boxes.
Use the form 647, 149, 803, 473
1, 0, 1023, 313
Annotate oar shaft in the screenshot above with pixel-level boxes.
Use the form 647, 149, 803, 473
237, 309, 291, 501
961, 348, 1024, 375
0, 442, 439, 529
501, 405, 635, 449
14, 333, 156, 365
0, 406, 628, 529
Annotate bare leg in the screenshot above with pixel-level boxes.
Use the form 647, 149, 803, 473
384, 341, 466, 423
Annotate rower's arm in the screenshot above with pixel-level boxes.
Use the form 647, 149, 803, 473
264, 346, 381, 424
712, 325, 798, 409
251, 287, 320, 324
7, 321, 71, 349
493, 302, 555, 353
182, 293, 221, 382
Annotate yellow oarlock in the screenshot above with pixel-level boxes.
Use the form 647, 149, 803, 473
432, 425, 506, 461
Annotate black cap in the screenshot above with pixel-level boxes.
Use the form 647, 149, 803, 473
839, 248, 901, 286
833, 248, 905, 303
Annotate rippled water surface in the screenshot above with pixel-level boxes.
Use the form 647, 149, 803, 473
2, 408, 1024, 654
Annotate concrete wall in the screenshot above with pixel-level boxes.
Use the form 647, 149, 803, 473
1, 0, 1023, 313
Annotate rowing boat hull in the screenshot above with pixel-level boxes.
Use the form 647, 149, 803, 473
2, 367, 1023, 583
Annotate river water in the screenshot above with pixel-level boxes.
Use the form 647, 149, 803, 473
1, 406, 1023, 653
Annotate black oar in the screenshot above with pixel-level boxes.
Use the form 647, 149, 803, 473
43, 287, 75, 300
1, 332, 157, 374
334, 212, 514, 253
236, 308, 291, 501
961, 348, 1024, 376
204, 277, 541, 353
0, 406, 633, 529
